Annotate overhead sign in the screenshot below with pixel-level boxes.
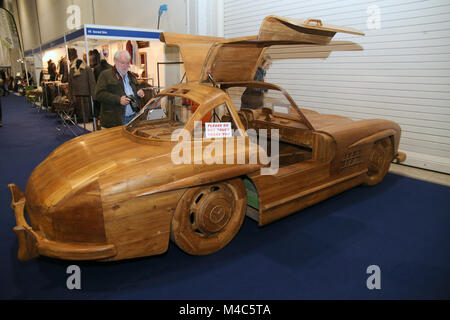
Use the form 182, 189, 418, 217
85, 27, 160, 41
24, 24, 162, 56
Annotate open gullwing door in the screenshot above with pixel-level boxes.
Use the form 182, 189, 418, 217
160, 15, 364, 83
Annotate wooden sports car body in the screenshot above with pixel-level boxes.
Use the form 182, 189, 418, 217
8, 16, 406, 262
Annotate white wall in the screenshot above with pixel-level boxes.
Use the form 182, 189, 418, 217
17, 0, 41, 51
189, 0, 224, 36
223, 0, 450, 174
93, 0, 187, 32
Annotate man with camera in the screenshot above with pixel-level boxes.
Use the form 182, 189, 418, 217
95, 50, 145, 128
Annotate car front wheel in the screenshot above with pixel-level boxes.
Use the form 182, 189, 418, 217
171, 178, 247, 255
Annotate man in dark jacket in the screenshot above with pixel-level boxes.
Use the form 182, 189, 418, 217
0, 70, 7, 96
89, 49, 112, 129
0, 78, 4, 127
89, 49, 112, 81
95, 50, 144, 128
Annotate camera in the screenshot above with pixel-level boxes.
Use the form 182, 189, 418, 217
126, 94, 140, 113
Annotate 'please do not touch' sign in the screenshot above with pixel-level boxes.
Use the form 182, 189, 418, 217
205, 122, 233, 138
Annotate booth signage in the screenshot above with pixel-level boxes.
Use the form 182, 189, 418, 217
85, 27, 160, 40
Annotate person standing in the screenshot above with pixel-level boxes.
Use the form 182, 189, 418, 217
89, 49, 112, 81
0, 69, 7, 96
89, 49, 112, 129
0, 78, 4, 127
95, 50, 144, 128
241, 54, 273, 109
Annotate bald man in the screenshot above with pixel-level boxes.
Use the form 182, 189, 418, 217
95, 50, 144, 128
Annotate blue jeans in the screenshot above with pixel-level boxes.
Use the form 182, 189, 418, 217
122, 112, 136, 125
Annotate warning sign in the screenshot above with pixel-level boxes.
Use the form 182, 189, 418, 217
205, 122, 232, 138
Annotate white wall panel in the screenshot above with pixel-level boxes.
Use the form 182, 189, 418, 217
224, 0, 450, 173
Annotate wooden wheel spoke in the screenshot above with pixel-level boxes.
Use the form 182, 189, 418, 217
189, 209, 198, 228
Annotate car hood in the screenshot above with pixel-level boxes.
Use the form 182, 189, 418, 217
25, 126, 259, 210
25, 126, 177, 209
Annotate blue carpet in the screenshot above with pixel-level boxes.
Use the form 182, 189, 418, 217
0, 94, 449, 300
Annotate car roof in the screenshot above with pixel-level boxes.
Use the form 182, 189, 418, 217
158, 83, 228, 108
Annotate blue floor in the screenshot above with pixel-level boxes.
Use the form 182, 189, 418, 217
1, 94, 449, 300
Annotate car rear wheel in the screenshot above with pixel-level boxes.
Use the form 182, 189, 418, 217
171, 178, 247, 255
364, 137, 394, 186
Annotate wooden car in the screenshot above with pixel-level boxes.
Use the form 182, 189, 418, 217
8, 16, 406, 262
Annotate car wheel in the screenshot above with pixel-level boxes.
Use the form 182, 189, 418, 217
171, 178, 247, 255
364, 137, 394, 186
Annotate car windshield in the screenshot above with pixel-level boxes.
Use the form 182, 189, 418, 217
223, 83, 313, 129
125, 95, 192, 139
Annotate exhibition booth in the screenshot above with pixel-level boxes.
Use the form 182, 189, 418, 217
23, 24, 176, 132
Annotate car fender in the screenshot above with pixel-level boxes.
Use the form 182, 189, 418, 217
135, 163, 261, 198
316, 119, 401, 174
